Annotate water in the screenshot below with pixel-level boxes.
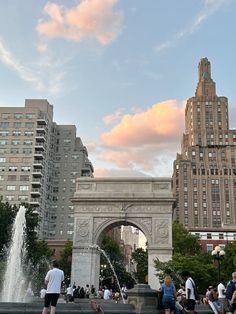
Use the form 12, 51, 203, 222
88, 244, 125, 304
1, 206, 27, 302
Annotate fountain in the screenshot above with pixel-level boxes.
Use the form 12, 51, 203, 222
88, 244, 125, 304
0, 205, 27, 302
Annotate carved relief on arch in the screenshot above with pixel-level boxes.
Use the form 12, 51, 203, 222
155, 218, 170, 246
75, 218, 90, 244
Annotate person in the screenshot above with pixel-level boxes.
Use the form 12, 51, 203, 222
159, 275, 176, 314
41, 260, 64, 314
121, 284, 128, 300
218, 280, 227, 314
79, 287, 85, 298
225, 272, 236, 313
66, 284, 74, 303
208, 287, 220, 313
229, 290, 236, 314
103, 286, 112, 300
181, 271, 196, 314
85, 284, 91, 298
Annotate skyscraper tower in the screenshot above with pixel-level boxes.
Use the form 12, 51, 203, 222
173, 58, 236, 244
0, 99, 93, 239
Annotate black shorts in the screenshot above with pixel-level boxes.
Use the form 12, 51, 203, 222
44, 293, 60, 307
186, 299, 196, 311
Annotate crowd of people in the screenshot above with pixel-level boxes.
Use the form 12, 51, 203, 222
158, 271, 236, 314
38, 259, 236, 314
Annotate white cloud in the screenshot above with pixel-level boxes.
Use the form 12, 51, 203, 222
0, 37, 67, 96
155, 0, 229, 54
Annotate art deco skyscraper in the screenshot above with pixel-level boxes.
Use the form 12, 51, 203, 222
173, 58, 236, 241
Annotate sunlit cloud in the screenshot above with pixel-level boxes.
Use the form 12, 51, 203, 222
101, 100, 184, 147
90, 100, 185, 176
0, 37, 67, 96
37, 0, 123, 45
155, 0, 229, 54
103, 109, 124, 125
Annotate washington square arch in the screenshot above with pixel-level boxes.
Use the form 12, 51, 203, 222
71, 177, 175, 290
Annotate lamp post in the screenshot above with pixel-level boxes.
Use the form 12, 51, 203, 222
211, 245, 225, 282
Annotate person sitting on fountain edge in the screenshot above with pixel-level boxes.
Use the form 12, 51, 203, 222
42, 260, 64, 314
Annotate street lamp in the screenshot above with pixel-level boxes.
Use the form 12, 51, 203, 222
211, 245, 225, 282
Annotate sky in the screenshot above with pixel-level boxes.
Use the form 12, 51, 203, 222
0, 0, 236, 177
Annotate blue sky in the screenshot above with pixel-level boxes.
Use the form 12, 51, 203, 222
0, 0, 236, 177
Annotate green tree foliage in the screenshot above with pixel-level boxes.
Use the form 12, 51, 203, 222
100, 235, 135, 289
131, 247, 148, 283
220, 241, 236, 280
0, 199, 18, 253
154, 253, 217, 293
58, 240, 73, 285
172, 222, 201, 255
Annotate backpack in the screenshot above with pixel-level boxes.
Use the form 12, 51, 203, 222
225, 280, 236, 300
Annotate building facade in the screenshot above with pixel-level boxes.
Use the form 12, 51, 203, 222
0, 99, 93, 239
173, 58, 236, 245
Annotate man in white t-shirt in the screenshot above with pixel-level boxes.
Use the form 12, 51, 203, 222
42, 260, 64, 314
181, 271, 196, 314
103, 286, 112, 300
218, 280, 226, 314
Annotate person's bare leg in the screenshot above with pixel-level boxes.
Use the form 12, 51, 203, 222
42, 307, 49, 314
50, 306, 56, 314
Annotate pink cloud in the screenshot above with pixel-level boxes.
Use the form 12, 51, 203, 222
37, 0, 123, 45
101, 100, 184, 147
93, 100, 185, 175
103, 109, 123, 125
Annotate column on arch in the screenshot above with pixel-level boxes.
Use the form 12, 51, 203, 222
71, 246, 100, 290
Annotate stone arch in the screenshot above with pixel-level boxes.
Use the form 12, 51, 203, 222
71, 177, 174, 290
94, 218, 152, 247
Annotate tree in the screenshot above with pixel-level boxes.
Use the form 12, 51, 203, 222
131, 247, 148, 283
0, 199, 18, 253
58, 240, 73, 285
172, 222, 201, 255
220, 241, 236, 280
100, 235, 135, 289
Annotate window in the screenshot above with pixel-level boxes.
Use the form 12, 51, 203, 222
18, 195, 28, 201
0, 140, 8, 145
20, 185, 29, 191
7, 185, 16, 190
11, 140, 20, 145
12, 131, 21, 136
0, 131, 9, 136
0, 157, 6, 162
1, 113, 10, 119
206, 244, 213, 252
20, 175, 30, 181
25, 122, 34, 129
24, 131, 34, 136
7, 175, 16, 181
26, 113, 34, 119
9, 166, 17, 171
13, 122, 22, 128
219, 233, 224, 240
0, 122, 9, 128
23, 140, 33, 145
207, 233, 212, 239
10, 148, 19, 154
5, 195, 15, 201
21, 166, 31, 172
14, 113, 23, 119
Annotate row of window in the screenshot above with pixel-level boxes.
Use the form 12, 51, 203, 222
0, 122, 35, 129
2, 185, 30, 191
0, 131, 35, 136
0, 140, 34, 145
1, 113, 35, 119
0, 166, 31, 171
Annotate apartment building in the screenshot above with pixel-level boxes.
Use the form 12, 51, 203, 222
0, 99, 93, 239
173, 58, 236, 245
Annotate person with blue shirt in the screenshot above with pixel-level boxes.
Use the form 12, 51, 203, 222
160, 276, 177, 314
